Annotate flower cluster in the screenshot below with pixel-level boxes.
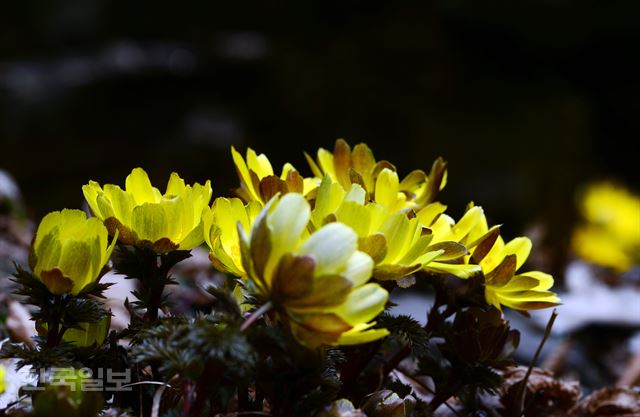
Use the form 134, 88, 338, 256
24, 140, 558, 351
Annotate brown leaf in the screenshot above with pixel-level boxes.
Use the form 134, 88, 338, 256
501, 367, 581, 417
572, 386, 640, 417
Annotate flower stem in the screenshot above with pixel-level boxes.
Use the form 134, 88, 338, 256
240, 301, 273, 332
143, 251, 164, 323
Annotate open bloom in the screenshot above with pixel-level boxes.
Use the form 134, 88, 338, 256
232, 146, 317, 204
311, 176, 472, 280
306, 139, 447, 212
31, 209, 117, 295
463, 206, 560, 311
83, 168, 212, 253
238, 193, 389, 347
571, 182, 640, 271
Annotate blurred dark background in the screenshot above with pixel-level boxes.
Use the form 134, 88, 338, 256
1, 1, 638, 258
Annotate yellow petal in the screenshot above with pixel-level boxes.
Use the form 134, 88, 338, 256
103, 184, 136, 227
337, 324, 389, 345
33, 231, 62, 275
297, 223, 357, 276
131, 203, 168, 243
178, 220, 205, 250
161, 195, 184, 241
312, 176, 346, 226
317, 148, 337, 180
341, 251, 374, 287
378, 212, 414, 263
335, 201, 371, 237
265, 194, 311, 278
374, 168, 400, 211
166, 172, 186, 196
82, 181, 103, 219
416, 202, 448, 227
58, 240, 92, 294
246, 148, 274, 178
232, 146, 261, 202
424, 262, 481, 278
125, 167, 161, 205
333, 283, 388, 326
448, 206, 483, 242
515, 271, 554, 290
344, 183, 367, 204
503, 237, 532, 271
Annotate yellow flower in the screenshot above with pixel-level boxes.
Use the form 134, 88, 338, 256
461, 206, 560, 311
31, 209, 117, 295
239, 193, 389, 347
231, 146, 317, 204
306, 139, 447, 212
203, 197, 262, 276
311, 177, 474, 280
83, 168, 212, 253
571, 182, 640, 271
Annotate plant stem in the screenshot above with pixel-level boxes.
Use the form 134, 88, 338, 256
45, 296, 63, 348
143, 251, 164, 323
241, 302, 273, 332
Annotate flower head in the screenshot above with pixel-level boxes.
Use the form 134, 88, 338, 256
306, 139, 447, 212
461, 206, 560, 311
238, 193, 389, 346
571, 182, 640, 271
232, 146, 316, 204
83, 168, 212, 253
31, 209, 116, 295
311, 177, 473, 280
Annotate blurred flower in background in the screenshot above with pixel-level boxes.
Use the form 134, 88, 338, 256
571, 182, 640, 272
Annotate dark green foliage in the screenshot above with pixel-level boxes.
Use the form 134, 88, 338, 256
132, 316, 255, 383
249, 326, 345, 417
377, 313, 430, 357
0, 341, 76, 371
1, 265, 112, 374
12, 264, 111, 327
112, 246, 190, 316
203, 277, 243, 320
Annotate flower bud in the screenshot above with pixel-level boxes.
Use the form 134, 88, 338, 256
31, 209, 116, 296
